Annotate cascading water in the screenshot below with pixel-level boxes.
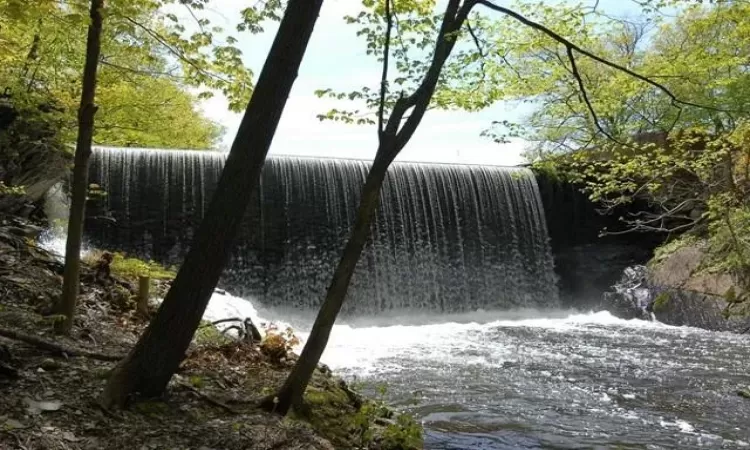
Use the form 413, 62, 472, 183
76, 147, 750, 449
85, 146, 558, 314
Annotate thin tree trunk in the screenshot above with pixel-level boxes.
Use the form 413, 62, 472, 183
55, 0, 104, 335
266, 154, 391, 415
99, 0, 325, 408
267, 0, 473, 415
136, 275, 150, 318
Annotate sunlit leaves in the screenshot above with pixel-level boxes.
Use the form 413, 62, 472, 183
0, 0, 280, 147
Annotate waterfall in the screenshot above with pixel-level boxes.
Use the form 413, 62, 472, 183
85, 146, 559, 315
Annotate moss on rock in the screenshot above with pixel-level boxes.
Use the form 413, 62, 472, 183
297, 374, 423, 450
652, 292, 671, 313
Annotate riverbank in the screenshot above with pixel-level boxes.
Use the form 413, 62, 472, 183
0, 217, 422, 450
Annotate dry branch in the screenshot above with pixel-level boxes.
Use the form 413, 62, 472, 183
0, 327, 123, 361
177, 381, 239, 414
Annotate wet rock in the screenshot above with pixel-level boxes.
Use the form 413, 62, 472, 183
601, 241, 750, 332
600, 265, 653, 320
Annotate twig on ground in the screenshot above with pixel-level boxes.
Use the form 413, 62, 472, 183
0, 327, 124, 361
177, 381, 239, 414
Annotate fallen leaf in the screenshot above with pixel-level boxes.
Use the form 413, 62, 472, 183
62, 431, 78, 442
24, 398, 62, 414
3, 418, 27, 430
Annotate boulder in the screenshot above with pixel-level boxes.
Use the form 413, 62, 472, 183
601, 241, 750, 332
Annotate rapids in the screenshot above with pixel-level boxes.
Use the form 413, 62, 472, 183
206, 292, 750, 449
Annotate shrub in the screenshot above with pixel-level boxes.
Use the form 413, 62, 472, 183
260, 323, 299, 362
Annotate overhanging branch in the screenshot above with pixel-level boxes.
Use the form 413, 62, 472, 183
477, 0, 731, 115
566, 47, 623, 144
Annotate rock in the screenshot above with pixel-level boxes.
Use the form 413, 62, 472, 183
600, 265, 653, 320
39, 358, 62, 371
601, 240, 750, 332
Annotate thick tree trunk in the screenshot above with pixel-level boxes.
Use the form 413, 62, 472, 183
99, 0, 325, 408
267, 155, 391, 415
55, 0, 104, 335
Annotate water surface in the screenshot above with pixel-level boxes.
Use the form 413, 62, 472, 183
316, 310, 750, 449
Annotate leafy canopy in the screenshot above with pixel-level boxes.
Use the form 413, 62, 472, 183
0, 0, 282, 148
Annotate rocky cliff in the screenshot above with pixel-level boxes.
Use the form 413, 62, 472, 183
603, 241, 750, 332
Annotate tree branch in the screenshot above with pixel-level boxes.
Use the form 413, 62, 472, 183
378, 0, 393, 141
0, 327, 123, 361
477, 0, 731, 115
566, 46, 624, 145
121, 16, 232, 86
393, 0, 478, 152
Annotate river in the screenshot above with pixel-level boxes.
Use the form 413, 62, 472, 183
206, 294, 750, 450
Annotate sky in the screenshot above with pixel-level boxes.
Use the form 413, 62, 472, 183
186, 0, 642, 166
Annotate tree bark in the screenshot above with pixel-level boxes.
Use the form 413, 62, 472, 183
55, 0, 104, 335
266, 155, 391, 415
136, 275, 150, 318
99, 0, 325, 408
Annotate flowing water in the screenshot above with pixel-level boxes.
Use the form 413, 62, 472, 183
78, 147, 750, 449
205, 293, 750, 450
85, 147, 557, 314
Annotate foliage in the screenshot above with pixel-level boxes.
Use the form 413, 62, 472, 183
0, 0, 282, 149
380, 413, 423, 449
652, 292, 671, 313
193, 320, 231, 346
0, 181, 24, 196
352, 383, 422, 450
504, 2, 750, 269
110, 252, 175, 280
705, 204, 750, 283
259, 323, 299, 362
649, 234, 699, 267
82, 250, 175, 280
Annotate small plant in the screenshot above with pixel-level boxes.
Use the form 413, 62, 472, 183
194, 320, 230, 346
652, 292, 670, 313
83, 250, 176, 281
260, 323, 299, 361
380, 414, 423, 450
188, 375, 205, 388
351, 383, 423, 450
0, 181, 25, 196
649, 234, 699, 267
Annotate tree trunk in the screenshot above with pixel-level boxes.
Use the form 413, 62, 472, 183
99, 0, 325, 408
266, 154, 391, 415
267, 0, 472, 415
136, 275, 150, 318
55, 0, 104, 335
